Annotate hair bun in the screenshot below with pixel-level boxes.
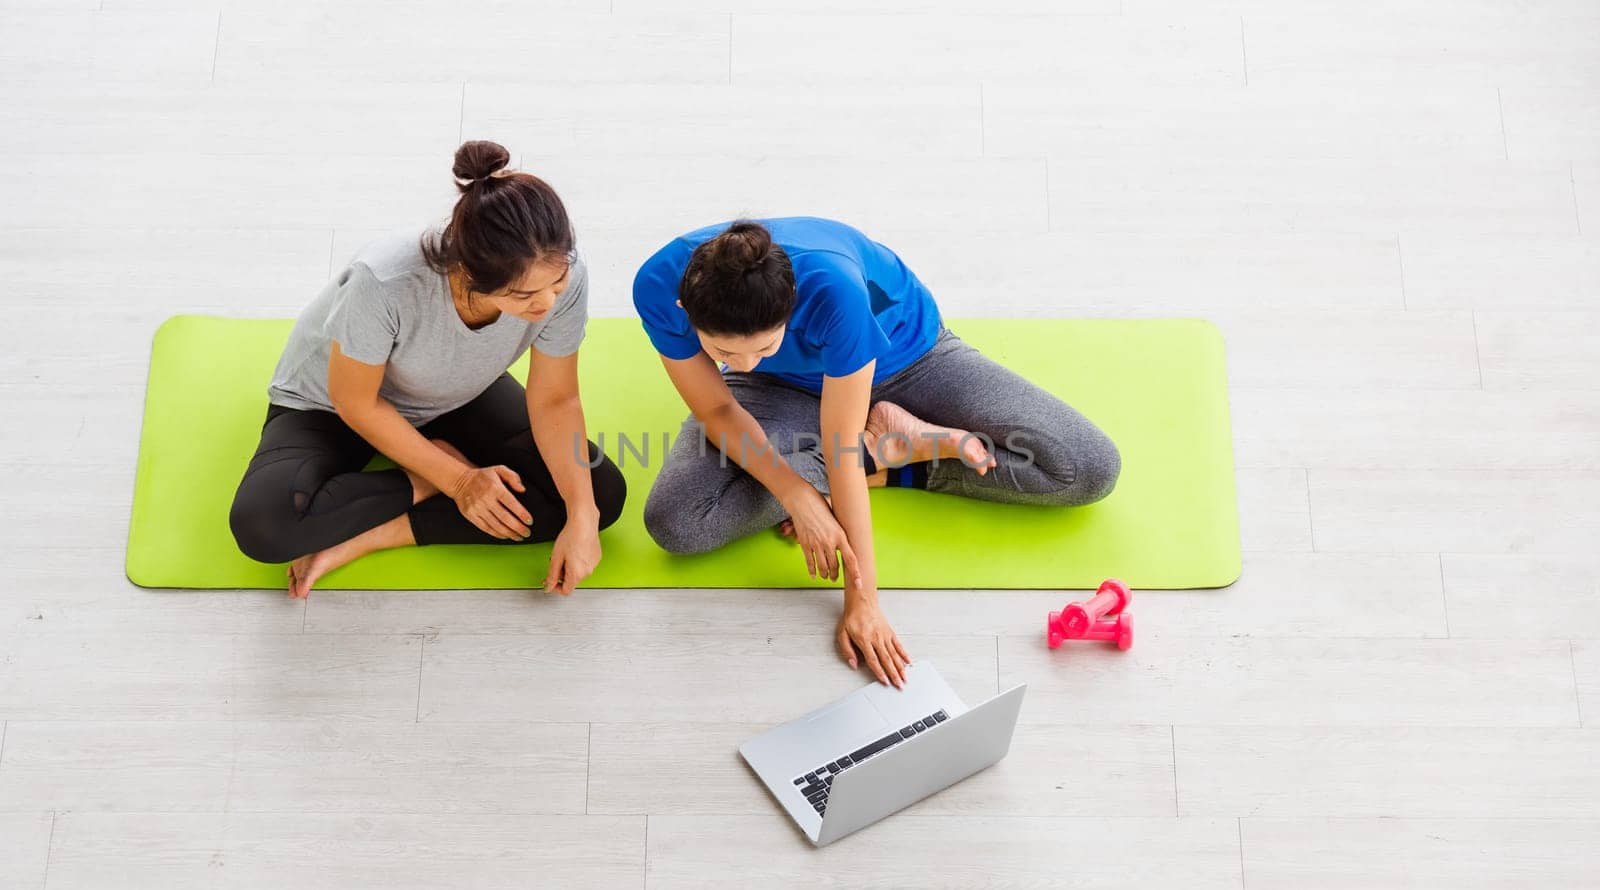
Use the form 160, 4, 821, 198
678, 219, 795, 336
712, 220, 774, 275
452, 140, 512, 191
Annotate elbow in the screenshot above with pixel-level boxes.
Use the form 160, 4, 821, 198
529, 392, 583, 419
326, 390, 353, 418
327, 390, 377, 426
693, 400, 738, 430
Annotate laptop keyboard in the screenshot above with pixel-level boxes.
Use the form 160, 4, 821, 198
791, 710, 949, 818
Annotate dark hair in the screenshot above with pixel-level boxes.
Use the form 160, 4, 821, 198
421, 140, 574, 296
677, 220, 795, 336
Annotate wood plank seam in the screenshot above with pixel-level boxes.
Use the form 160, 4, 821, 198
1573, 641, 1586, 728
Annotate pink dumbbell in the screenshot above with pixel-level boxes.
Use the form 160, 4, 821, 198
1076, 613, 1134, 650
1047, 579, 1134, 649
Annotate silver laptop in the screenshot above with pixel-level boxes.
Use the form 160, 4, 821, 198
740, 661, 1026, 846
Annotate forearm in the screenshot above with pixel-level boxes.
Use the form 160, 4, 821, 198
832, 422, 883, 598
698, 402, 811, 504
336, 398, 470, 494
818, 367, 877, 598
529, 394, 599, 524
826, 448, 879, 602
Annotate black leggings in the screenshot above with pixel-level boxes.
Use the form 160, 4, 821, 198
229, 374, 626, 564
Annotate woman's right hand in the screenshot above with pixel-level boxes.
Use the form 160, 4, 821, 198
780, 485, 861, 584
837, 596, 911, 689
450, 465, 533, 540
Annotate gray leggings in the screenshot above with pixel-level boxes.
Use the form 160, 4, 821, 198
642, 327, 1122, 555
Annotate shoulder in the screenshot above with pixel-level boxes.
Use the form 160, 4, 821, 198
790, 244, 866, 301
633, 221, 741, 286
635, 232, 700, 277
337, 227, 439, 306
771, 219, 868, 275
631, 237, 696, 309
348, 227, 435, 281
769, 216, 868, 251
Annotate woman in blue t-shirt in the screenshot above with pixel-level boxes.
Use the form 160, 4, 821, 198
634, 217, 1121, 688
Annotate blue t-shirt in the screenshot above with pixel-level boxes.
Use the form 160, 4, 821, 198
632, 217, 942, 393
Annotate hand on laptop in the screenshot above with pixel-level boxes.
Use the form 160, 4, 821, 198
836, 598, 911, 689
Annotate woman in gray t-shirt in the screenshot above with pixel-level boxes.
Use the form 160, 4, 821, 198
229, 140, 626, 598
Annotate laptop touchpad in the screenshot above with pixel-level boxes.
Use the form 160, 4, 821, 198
805, 694, 889, 745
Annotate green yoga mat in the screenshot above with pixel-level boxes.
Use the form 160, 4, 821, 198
128, 315, 1239, 590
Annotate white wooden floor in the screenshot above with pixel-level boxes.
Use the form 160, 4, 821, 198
2, 1, 1598, 887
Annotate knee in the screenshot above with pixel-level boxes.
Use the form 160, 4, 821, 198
588, 449, 628, 532
642, 485, 713, 555
1029, 434, 1121, 508
228, 486, 298, 564
1072, 438, 1121, 505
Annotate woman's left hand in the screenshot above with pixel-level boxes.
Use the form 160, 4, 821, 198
545, 514, 601, 595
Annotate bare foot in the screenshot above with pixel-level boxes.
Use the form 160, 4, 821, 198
285, 515, 414, 598
287, 549, 340, 599
864, 401, 996, 475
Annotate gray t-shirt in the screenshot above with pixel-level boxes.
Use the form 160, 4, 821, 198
267, 227, 589, 426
